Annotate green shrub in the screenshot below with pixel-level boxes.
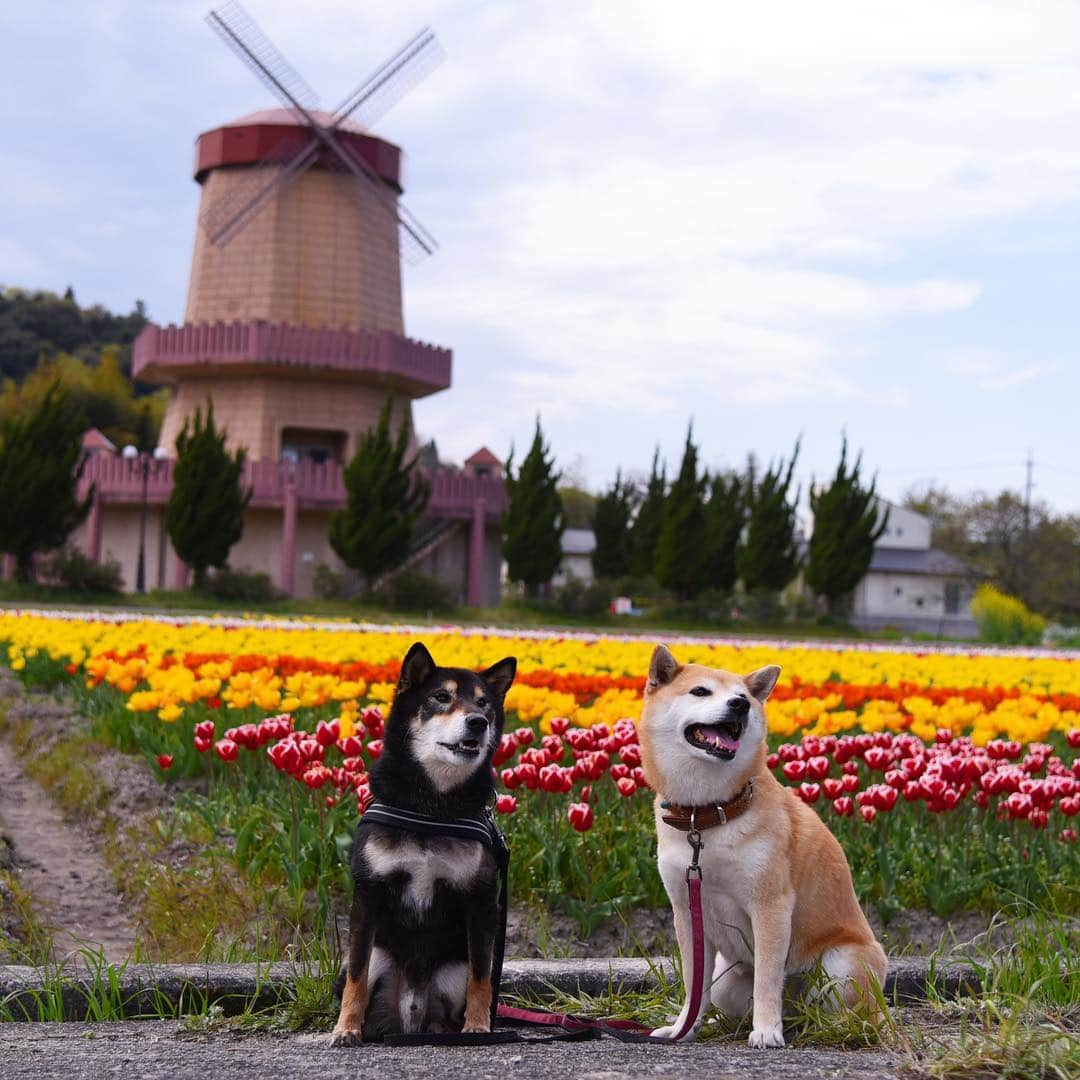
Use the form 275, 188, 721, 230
555, 577, 612, 617
379, 571, 455, 612
971, 584, 1045, 645
312, 562, 345, 600
39, 547, 123, 594
202, 567, 281, 604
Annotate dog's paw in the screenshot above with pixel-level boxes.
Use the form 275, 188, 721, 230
748, 1023, 785, 1049
461, 1022, 491, 1034
330, 1027, 363, 1047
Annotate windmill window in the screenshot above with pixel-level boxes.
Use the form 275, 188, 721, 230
281, 428, 346, 466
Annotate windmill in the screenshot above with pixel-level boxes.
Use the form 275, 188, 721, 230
201, 0, 442, 262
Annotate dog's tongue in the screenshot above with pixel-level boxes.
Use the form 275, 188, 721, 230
697, 724, 739, 752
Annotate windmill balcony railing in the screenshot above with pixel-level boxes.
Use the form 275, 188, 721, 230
78, 455, 506, 521
133, 320, 452, 396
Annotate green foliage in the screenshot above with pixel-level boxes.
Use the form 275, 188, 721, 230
165, 402, 251, 589
739, 440, 802, 595
629, 447, 665, 578
557, 485, 597, 529
502, 417, 564, 595
203, 567, 281, 604
703, 471, 745, 594
0, 383, 93, 581
39, 546, 123, 594
1, 348, 167, 451
554, 576, 613, 617
378, 570, 456, 612
592, 471, 637, 580
329, 398, 429, 593
806, 436, 887, 614
0, 286, 147, 382
971, 584, 1046, 645
655, 425, 708, 600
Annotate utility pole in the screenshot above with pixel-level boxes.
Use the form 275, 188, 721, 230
1021, 450, 1034, 600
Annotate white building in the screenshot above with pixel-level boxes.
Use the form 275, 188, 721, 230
851, 501, 978, 637
554, 528, 597, 585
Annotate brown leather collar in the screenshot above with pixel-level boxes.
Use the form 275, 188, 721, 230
660, 780, 755, 832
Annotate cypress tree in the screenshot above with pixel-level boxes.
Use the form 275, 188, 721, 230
738, 439, 801, 595
655, 425, 708, 600
0, 383, 93, 582
806, 435, 887, 615
330, 397, 430, 595
703, 471, 745, 594
165, 402, 251, 589
592, 471, 636, 580
628, 447, 666, 579
502, 418, 564, 596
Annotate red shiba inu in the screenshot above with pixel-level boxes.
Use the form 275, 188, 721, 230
637, 645, 886, 1048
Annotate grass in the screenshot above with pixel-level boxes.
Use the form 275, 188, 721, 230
0, 580, 973, 645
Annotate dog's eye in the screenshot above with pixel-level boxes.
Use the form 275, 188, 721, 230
476, 696, 488, 708
431, 690, 452, 705
689, 686, 712, 697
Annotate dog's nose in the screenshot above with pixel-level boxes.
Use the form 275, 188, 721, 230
727, 695, 750, 715
465, 714, 489, 734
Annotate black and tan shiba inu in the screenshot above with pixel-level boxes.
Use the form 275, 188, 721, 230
331, 642, 516, 1045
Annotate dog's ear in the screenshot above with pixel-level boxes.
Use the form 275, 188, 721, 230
646, 644, 680, 692
398, 642, 437, 693
481, 657, 516, 703
744, 665, 781, 702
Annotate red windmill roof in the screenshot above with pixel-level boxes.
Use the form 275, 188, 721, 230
465, 447, 502, 467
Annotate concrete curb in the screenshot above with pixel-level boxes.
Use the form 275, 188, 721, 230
0, 957, 981, 1021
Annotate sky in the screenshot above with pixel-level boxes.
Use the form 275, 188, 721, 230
3, 0, 1080, 513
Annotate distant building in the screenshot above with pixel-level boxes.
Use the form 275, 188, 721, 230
851, 501, 978, 637
554, 528, 597, 585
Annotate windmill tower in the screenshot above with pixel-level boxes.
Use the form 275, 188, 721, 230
136, 2, 449, 466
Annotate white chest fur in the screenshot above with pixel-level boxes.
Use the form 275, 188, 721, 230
656, 814, 776, 964
363, 835, 485, 914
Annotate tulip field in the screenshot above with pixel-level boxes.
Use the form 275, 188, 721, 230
2, 609, 1079, 949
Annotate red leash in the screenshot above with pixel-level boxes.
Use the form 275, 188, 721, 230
498, 822, 707, 1042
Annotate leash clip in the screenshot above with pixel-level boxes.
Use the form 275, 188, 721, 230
686, 809, 704, 880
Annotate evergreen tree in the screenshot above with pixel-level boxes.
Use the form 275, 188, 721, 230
703, 471, 745, 594
592, 471, 636, 580
739, 439, 802, 595
165, 402, 250, 589
655, 425, 709, 600
806, 435, 887, 614
330, 397, 429, 594
0, 383, 93, 582
628, 447, 666, 578
502, 418, 564, 596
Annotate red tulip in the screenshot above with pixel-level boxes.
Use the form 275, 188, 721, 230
214, 738, 238, 762
616, 777, 637, 797
797, 783, 821, 804
156, 754, 173, 770
1005, 792, 1033, 819
366, 739, 383, 760
303, 764, 331, 789
495, 794, 518, 814
823, 778, 844, 799
1066, 729, 1080, 749
632, 767, 649, 789
766, 753, 780, 770
832, 796, 854, 817
580, 785, 592, 802
493, 734, 518, 766
620, 744, 642, 768
860, 805, 878, 823
864, 747, 891, 771
550, 717, 571, 735
193, 735, 211, 753
315, 719, 340, 746
841, 773, 860, 794
194, 720, 215, 741
568, 802, 594, 832
610, 763, 630, 781
501, 767, 521, 789
1029, 808, 1049, 830
806, 756, 830, 780
782, 760, 807, 782
514, 727, 535, 746
1060, 828, 1078, 843
1060, 795, 1080, 817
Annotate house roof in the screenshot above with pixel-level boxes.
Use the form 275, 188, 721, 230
465, 446, 502, 467
562, 528, 596, 556
81, 427, 117, 453
868, 546, 973, 577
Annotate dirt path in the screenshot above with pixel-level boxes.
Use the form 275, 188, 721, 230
0, 738, 135, 962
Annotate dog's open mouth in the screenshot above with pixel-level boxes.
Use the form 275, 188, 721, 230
439, 739, 483, 757
685, 720, 743, 760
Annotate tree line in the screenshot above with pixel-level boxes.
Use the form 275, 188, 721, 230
501, 420, 887, 614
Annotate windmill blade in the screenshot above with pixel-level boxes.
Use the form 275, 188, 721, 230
330, 27, 444, 132
328, 135, 438, 260
202, 138, 320, 246
207, 0, 320, 115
